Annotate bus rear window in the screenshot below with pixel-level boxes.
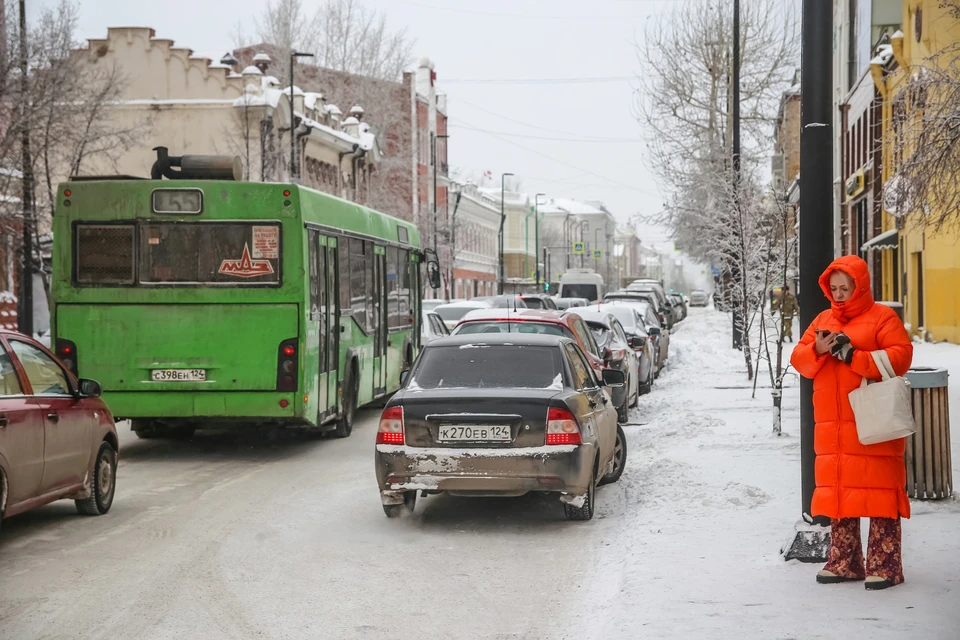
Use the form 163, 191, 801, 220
139, 223, 281, 285
75, 225, 135, 284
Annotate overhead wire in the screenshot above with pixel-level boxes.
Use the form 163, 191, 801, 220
449, 121, 644, 144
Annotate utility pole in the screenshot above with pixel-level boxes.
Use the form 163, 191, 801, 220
497, 172, 513, 294
289, 51, 315, 183
448, 182, 462, 301
17, 0, 33, 336
535, 193, 545, 291
782, 0, 834, 563
731, 0, 743, 351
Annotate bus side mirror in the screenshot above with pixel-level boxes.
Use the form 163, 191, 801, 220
427, 261, 441, 290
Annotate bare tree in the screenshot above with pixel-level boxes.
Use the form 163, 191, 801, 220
247, 0, 414, 82
885, 1, 960, 234
633, 0, 798, 377
0, 0, 140, 311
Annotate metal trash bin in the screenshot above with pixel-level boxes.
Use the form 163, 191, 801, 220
904, 367, 952, 500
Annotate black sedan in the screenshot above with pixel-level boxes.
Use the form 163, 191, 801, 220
374, 334, 627, 521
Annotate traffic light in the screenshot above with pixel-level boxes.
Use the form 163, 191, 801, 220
545, 282, 550, 291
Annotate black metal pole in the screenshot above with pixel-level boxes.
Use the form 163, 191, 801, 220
289, 55, 295, 180
498, 172, 512, 294
799, 0, 834, 526
17, 0, 33, 336
535, 194, 545, 291
731, 0, 743, 350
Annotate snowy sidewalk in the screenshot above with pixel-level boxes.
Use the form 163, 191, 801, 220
589, 307, 960, 639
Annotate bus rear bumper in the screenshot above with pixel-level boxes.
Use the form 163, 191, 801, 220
102, 391, 306, 422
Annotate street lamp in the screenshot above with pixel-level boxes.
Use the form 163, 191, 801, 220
579, 220, 588, 268
498, 172, 513, 294
535, 193, 546, 291
289, 51, 315, 182
433, 134, 449, 253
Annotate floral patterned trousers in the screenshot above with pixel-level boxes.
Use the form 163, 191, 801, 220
823, 517, 904, 585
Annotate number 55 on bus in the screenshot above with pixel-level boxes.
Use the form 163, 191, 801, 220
51, 148, 441, 440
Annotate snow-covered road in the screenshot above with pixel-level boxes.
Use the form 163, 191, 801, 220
1, 307, 957, 639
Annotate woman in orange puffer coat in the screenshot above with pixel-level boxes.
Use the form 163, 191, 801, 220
790, 255, 913, 590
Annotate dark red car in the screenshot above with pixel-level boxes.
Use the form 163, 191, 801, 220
450, 309, 607, 380
0, 330, 118, 530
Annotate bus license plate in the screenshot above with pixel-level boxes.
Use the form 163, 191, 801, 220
437, 425, 511, 442
151, 369, 206, 382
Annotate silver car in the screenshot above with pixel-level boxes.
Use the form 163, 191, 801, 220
421, 311, 450, 346
375, 334, 627, 521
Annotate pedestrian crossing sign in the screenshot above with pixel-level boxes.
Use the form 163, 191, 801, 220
593, 249, 603, 259
573, 241, 585, 254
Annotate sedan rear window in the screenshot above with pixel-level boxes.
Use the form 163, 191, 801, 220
454, 322, 570, 338
411, 345, 563, 389
434, 306, 479, 322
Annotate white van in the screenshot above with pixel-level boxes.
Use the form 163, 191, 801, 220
558, 269, 605, 303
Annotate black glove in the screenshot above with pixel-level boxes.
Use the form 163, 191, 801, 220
830, 332, 854, 364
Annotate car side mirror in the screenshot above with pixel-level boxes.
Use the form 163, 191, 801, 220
601, 369, 625, 387
78, 378, 102, 398
399, 370, 410, 386
627, 336, 645, 349
648, 326, 661, 336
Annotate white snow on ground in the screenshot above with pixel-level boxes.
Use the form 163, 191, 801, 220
583, 307, 960, 639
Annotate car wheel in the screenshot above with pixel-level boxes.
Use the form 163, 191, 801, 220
600, 426, 627, 486
335, 363, 358, 438
382, 491, 417, 518
132, 419, 160, 439
75, 441, 117, 516
564, 463, 596, 521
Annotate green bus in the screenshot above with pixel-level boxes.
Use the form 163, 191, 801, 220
51, 150, 439, 439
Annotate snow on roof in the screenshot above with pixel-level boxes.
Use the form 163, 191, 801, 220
227, 72, 242, 79
262, 75, 281, 88
325, 104, 343, 115
342, 116, 360, 126
241, 65, 263, 76
892, 29, 904, 39
350, 105, 365, 115
282, 86, 305, 96
872, 44, 894, 66
253, 52, 271, 62
298, 112, 375, 152
544, 197, 605, 215
304, 92, 324, 110
785, 82, 801, 96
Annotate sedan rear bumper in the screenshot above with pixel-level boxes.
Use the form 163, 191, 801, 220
375, 443, 596, 502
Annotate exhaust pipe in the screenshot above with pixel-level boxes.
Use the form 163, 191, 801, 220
151, 146, 242, 181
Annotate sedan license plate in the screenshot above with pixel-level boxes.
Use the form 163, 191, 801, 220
437, 425, 511, 443
151, 369, 206, 382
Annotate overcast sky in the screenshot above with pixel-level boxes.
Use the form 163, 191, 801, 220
35, 0, 684, 246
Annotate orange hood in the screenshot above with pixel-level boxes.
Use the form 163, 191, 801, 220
818, 255, 874, 321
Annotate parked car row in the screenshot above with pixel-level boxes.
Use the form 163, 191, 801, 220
380, 293, 679, 521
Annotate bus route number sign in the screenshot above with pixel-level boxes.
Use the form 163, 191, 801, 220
253, 226, 279, 259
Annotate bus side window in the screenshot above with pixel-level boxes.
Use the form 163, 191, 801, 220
308, 231, 320, 320
350, 238, 368, 330
338, 238, 350, 313
364, 240, 376, 334
398, 249, 410, 325
386, 246, 399, 328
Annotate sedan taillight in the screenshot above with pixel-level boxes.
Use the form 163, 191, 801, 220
377, 406, 405, 445
546, 407, 582, 445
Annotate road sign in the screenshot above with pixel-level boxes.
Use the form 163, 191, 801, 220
593, 249, 603, 259
573, 241, 585, 255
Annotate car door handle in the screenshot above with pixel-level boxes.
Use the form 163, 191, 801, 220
47, 413, 59, 423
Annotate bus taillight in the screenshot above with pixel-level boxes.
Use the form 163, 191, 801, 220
276, 338, 299, 392
56, 338, 78, 376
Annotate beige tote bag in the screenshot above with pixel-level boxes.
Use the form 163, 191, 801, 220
848, 350, 916, 445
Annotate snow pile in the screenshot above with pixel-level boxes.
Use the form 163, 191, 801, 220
580, 308, 960, 639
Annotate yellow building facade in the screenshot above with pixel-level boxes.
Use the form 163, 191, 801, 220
872, 1, 960, 343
